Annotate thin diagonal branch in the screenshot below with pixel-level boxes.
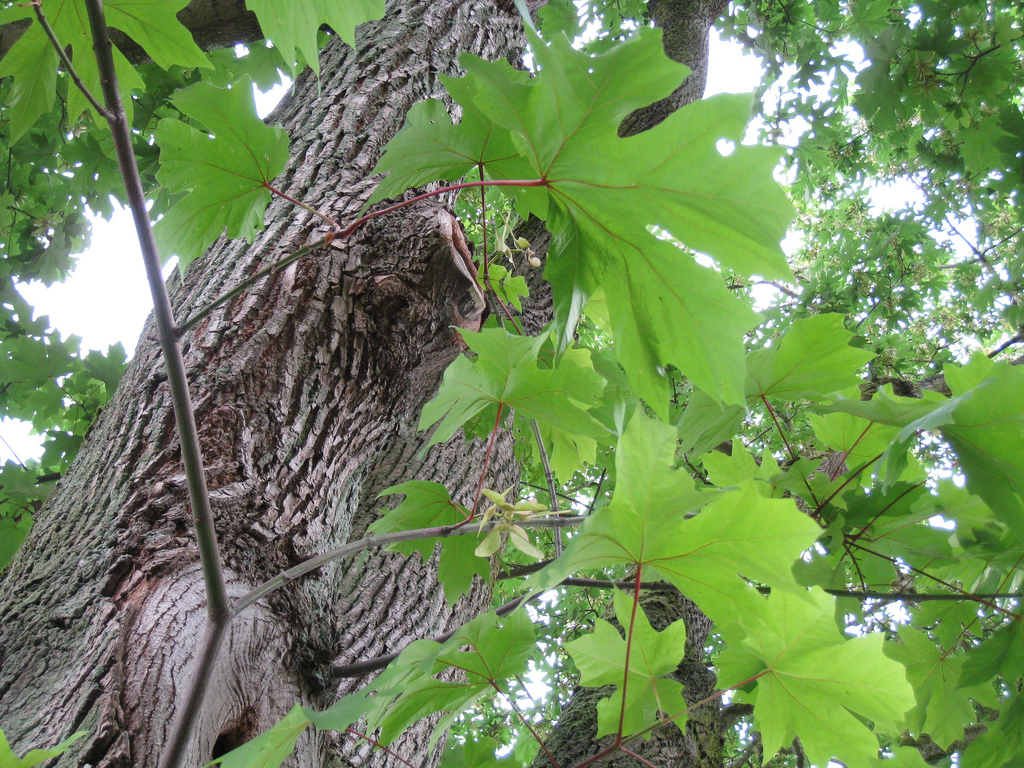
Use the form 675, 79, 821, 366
80, 4, 229, 768
30, 0, 110, 120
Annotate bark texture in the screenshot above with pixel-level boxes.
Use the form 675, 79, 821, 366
618, 0, 730, 137
0, 2, 529, 766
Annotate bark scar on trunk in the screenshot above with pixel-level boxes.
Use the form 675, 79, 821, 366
436, 208, 487, 330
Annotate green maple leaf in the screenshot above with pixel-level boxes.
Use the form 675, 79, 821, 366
210, 696, 370, 768
885, 626, 987, 747
369, 481, 487, 606
367, 611, 535, 747
746, 314, 876, 402
716, 588, 915, 768
0, 0, 203, 142
565, 590, 689, 738
0, 728, 87, 768
807, 410, 900, 485
0, 515, 33, 570
152, 78, 291, 267
959, 620, 1024, 689
209, 705, 311, 768
466, 28, 792, 410
869, 747, 932, 768
960, 691, 1024, 768
872, 354, 1024, 534
702, 440, 781, 490
366, 96, 529, 208
442, 736, 519, 768
246, 0, 384, 75
676, 387, 746, 458
419, 327, 605, 446
373, 27, 792, 410
523, 413, 821, 625
0, 27, 58, 144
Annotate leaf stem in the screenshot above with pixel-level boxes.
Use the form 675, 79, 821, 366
478, 164, 490, 287
177, 179, 543, 336
850, 542, 1021, 618
615, 565, 644, 745
338, 179, 546, 239
492, 681, 562, 768
618, 748, 658, 768
811, 450, 885, 518
263, 181, 340, 230
332, 593, 536, 679
468, 403, 505, 521
759, 394, 820, 510
344, 728, 418, 768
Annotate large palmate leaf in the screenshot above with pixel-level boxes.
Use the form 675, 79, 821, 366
885, 626, 990, 748
245, 0, 384, 75
152, 78, 291, 267
746, 314, 876, 402
0, 0, 203, 141
961, 691, 1024, 768
523, 414, 821, 624
419, 327, 605, 445
826, 354, 1024, 535
366, 96, 529, 208
716, 589, 915, 768
565, 590, 689, 738
369, 481, 489, 606
372, 27, 793, 410
365, 611, 535, 747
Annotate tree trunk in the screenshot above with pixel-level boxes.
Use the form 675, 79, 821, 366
0, 2, 527, 766
0, 1, 733, 767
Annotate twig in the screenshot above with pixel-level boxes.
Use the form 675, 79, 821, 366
178, 179, 544, 336
724, 735, 761, 768
988, 333, 1024, 359
493, 681, 562, 768
263, 182, 340, 230
497, 568, 1023, 603
754, 279, 801, 300
337, 179, 546, 239
235, 515, 586, 614
0, 432, 26, 469
531, 419, 562, 555
344, 728, 418, 768
30, 0, 110, 120
175, 236, 332, 334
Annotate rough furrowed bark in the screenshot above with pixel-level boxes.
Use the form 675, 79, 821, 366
0, 1, 530, 766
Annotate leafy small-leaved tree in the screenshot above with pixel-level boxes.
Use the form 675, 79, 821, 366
1, 0, 1023, 767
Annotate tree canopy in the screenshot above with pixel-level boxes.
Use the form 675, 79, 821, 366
1, 0, 1023, 767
